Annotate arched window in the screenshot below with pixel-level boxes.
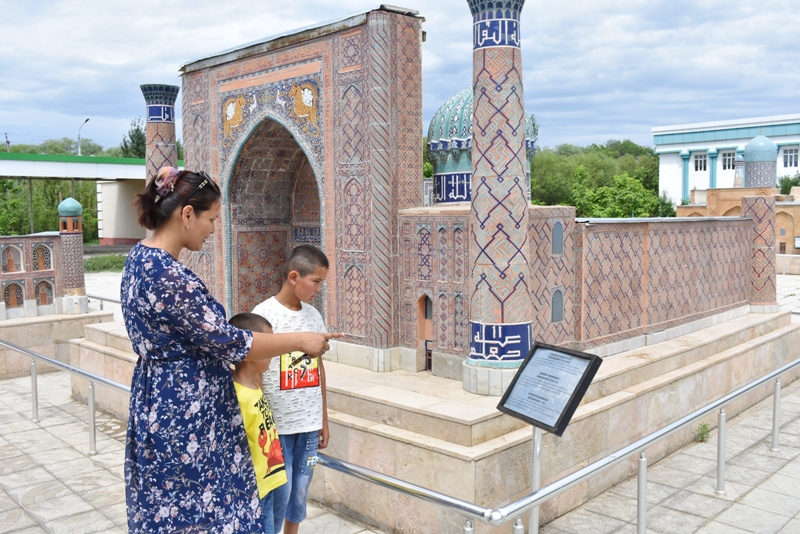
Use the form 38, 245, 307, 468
2, 246, 22, 273
35, 281, 53, 306
552, 221, 564, 255
552, 288, 564, 323
33, 245, 53, 271
3, 283, 24, 308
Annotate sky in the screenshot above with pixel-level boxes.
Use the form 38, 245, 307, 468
2, 0, 799, 152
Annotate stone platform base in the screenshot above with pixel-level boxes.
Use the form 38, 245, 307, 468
0, 311, 113, 379
69, 312, 800, 533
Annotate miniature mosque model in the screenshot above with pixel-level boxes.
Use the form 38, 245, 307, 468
135, 3, 780, 398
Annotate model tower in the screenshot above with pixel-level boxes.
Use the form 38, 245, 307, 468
58, 197, 85, 297
140, 84, 180, 182
465, 0, 533, 388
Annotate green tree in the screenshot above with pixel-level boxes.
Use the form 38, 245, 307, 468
0, 180, 22, 234
530, 149, 575, 205
778, 173, 800, 195
120, 118, 146, 158
573, 173, 660, 218
422, 138, 434, 178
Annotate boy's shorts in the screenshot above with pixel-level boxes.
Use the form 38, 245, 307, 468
273, 431, 319, 526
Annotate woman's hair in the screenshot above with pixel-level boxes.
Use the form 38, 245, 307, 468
135, 167, 221, 230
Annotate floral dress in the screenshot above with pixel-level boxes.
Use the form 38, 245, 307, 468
121, 243, 259, 533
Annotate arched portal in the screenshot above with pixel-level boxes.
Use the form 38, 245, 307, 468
228, 118, 321, 315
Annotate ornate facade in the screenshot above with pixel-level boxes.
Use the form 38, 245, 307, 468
169, 4, 777, 394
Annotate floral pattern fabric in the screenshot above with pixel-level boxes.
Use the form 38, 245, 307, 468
121, 243, 258, 533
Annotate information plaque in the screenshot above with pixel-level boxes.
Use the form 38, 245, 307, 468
497, 341, 602, 437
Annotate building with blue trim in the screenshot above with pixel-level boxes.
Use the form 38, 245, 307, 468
653, 114, 800, 203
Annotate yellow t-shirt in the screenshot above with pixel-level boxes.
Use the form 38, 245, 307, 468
234, 381, 287, 498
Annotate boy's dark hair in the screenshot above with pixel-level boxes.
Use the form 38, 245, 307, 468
229, 312, 272, 333
284, 245, 329, 278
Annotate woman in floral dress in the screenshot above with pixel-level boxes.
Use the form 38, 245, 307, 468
121, 167, 335, 533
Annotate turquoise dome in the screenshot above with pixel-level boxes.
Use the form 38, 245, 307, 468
58, 197, 83, 216
427, 88, 536, 154
427, 88, 473, 152
743, 134, 777, 163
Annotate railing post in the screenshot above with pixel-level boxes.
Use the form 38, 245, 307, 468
770, 378, 781, 452
716, 408, 726, 495
30, 359, 39, 423
463, 519, 474, 533
530, 427, 543, 534
637, 452, 647, 534
88, 381, 97, 455
512, 517, 524, 533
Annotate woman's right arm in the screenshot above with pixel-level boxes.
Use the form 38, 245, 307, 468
245, 331, 340, 361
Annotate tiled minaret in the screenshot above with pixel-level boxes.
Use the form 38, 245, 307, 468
141, 84, 180, 182
465, 0, 532, 393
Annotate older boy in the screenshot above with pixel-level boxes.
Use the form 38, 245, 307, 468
252, 245, 329, 534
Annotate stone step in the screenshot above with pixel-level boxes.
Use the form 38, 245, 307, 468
68, 338, 135, 419
326, 363, 527, 448
83, 321, 133, 354
328, 312, 792, 448
584, 311, 791, 403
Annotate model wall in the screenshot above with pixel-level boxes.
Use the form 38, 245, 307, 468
400, 210, 754, 357
575, 218, 751, 349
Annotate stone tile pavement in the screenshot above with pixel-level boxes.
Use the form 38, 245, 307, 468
0, 372, 385, 533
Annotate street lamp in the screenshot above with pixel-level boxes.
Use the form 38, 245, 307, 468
77, 118, 90, 156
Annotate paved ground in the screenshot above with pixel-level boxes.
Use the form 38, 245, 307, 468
0, 372, 385, 532
0, 274, 798, 533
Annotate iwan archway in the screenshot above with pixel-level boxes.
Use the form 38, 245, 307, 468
227, 117, 322, 315
179, 6, 423, 357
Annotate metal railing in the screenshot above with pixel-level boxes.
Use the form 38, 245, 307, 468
85, 293, 121, 311
2, 336, 798, 533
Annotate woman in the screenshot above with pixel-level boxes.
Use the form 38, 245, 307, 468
121, 167, 336, 533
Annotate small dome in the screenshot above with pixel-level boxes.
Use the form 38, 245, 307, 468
427, 88, 473, 152
427, 88, 536, 153
58, 197, 83, 216
744, 133, 777, 163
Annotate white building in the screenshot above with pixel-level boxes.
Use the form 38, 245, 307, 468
653, 114, 800, 203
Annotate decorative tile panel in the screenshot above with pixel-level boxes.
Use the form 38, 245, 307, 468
233, 231, 288, 314
742, 196, 777, 305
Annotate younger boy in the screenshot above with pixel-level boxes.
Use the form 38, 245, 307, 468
252, 245, 329, 534
230, 313, 287, 534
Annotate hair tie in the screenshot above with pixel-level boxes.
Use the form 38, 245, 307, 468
154, 167, 180, 203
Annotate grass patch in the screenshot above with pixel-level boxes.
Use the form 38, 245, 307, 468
84, 254, 127, 272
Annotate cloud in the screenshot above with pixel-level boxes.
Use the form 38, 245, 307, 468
1, 0, 799, 150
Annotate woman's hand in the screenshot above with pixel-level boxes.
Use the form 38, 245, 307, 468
298, 331, 342, 358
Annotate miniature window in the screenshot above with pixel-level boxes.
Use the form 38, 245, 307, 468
2, 246, 22, 273
694, 154, 707, 172
780, 228, 787, 236
3, 283, 24, 308
552, 221, 564, 255
784, 148, 798, 168
779, 242, 786, 254
35, 281, 53, 306
552, 289, 564, 323
721, 151, 735, 170
32, 245, 53, 271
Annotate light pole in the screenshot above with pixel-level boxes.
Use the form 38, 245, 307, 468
77, 118, 90, 156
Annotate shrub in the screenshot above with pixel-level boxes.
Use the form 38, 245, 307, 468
84, 255, 127, 272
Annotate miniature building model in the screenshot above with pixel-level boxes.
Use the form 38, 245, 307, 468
172, 4, 780, 396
